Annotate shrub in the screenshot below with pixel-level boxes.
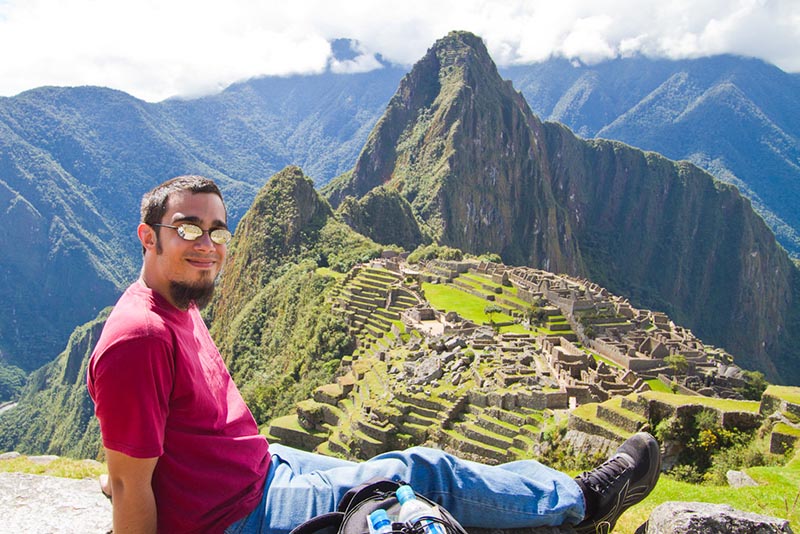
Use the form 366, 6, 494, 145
407, 243, 464, 263
704, 435, 785, 485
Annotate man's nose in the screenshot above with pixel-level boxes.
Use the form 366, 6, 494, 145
193, 231, 216, 250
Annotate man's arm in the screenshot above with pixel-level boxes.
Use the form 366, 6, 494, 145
105, 448, 159, 534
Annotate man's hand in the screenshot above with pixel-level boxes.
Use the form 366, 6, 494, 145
99, 473, 112, 501
105, 448, 159, 534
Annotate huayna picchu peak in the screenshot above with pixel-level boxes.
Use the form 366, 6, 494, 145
324, 31, 800, 385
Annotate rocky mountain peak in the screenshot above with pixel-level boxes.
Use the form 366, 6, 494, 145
210, 166, 333, 330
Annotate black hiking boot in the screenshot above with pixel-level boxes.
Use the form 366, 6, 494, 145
573, 432, 661, 534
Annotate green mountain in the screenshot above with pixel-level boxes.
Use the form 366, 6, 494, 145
0, 69, 403, 372
501, 56, 800, 256
325, 31, 800, 384
0, 87, 252, 372
208, 166, 385, 422
0, 165, 385, 453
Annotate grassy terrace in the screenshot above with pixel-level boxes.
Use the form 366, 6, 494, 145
766, 385, 800, 404
460, 272, 536, 309
422, 282, 525, 332
640, 390, 761, 412
645, 378, 673, 393
315, 266, 347, 280
571, 401, 633, 439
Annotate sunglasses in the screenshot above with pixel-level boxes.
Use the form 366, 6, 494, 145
152, 223, 232, 245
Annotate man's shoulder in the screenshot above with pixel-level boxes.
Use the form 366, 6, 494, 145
99, 285, 175, 345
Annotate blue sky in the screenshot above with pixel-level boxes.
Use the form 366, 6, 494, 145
0, 0, 797, 102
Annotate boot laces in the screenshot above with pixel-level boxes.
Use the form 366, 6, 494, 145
578, 455, 630, 494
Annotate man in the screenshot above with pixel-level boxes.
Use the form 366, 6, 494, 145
88, 175, 661, 534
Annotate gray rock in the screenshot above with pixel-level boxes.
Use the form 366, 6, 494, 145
0, 472, 112, 533
726, 469, 759, 488
0, 451, 21, 460
637, 501, 793, 534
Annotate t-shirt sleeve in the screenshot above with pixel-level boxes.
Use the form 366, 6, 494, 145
91, 335, 174, 458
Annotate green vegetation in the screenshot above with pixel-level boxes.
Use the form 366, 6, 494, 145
221, 262, 353, 424
614, 455, 800, 533
0, 364, 26, 402
736, 370, 769, 401
641, 390, 761, 412
336, 186, 429, 250
407, 243, 464, 263
653, 404, 778, 484
0, 310, 109, 459
422, 282, 516, 328
766, 385, 800, 405
646, 378, 673, 393
0, 455, 106, 479
664, 354, 689, 375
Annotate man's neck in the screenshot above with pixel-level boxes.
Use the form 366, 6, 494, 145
138, 275, 188, 311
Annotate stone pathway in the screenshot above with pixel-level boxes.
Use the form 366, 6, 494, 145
0, 472, 112, 533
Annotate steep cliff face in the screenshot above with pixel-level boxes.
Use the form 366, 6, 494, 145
543, 124, 796, 379
325, 31, 800, 383
0, 310, 107, 458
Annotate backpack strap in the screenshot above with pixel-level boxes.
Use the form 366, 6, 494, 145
289, 479, 402, 534
337, 478, 403, 512
289, 512, 343, 534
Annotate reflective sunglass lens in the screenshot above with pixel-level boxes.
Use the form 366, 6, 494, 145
210, 229, 232, 245
177, 224, 204, 240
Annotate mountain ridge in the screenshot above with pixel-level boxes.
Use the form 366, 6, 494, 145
326, 30, 799, 383
0, 31, 798, 385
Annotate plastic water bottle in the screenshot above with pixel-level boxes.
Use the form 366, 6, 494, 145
396, 485, 445, 534
368, 509, 393, 534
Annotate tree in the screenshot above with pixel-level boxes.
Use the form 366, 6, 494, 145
484, 304, 503, 332
736, 370, 768, 400
664, 354, 689, 376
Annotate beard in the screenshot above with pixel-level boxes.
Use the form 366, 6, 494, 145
169, 279, 216, 310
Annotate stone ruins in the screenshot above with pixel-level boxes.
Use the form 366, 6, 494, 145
265, 256, 800, 465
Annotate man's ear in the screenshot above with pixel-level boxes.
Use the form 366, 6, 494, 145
138, 223, 157, 252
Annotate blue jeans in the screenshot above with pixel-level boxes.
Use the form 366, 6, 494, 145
225, 444, 585, 534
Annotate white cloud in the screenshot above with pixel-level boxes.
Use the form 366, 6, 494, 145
0, 0, 797, 102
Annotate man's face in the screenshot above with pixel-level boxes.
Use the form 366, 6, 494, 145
146, 190, 228, 309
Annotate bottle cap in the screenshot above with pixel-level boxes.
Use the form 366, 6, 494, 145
396, 485, 416, 504
369, 509, 391, 529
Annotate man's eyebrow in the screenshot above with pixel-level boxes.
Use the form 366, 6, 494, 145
172, 215, 228, 229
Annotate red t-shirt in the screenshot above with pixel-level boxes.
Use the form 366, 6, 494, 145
88, 282, 270, 533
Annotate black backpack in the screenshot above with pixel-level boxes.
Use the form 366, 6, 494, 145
289, 479, 469, 534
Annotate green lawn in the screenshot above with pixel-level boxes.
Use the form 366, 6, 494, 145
640, 390, 761, 412
422, 282, 518, 327
611, 454, 800, 532
646, 378, 673, 393
766, 385, 800, 405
